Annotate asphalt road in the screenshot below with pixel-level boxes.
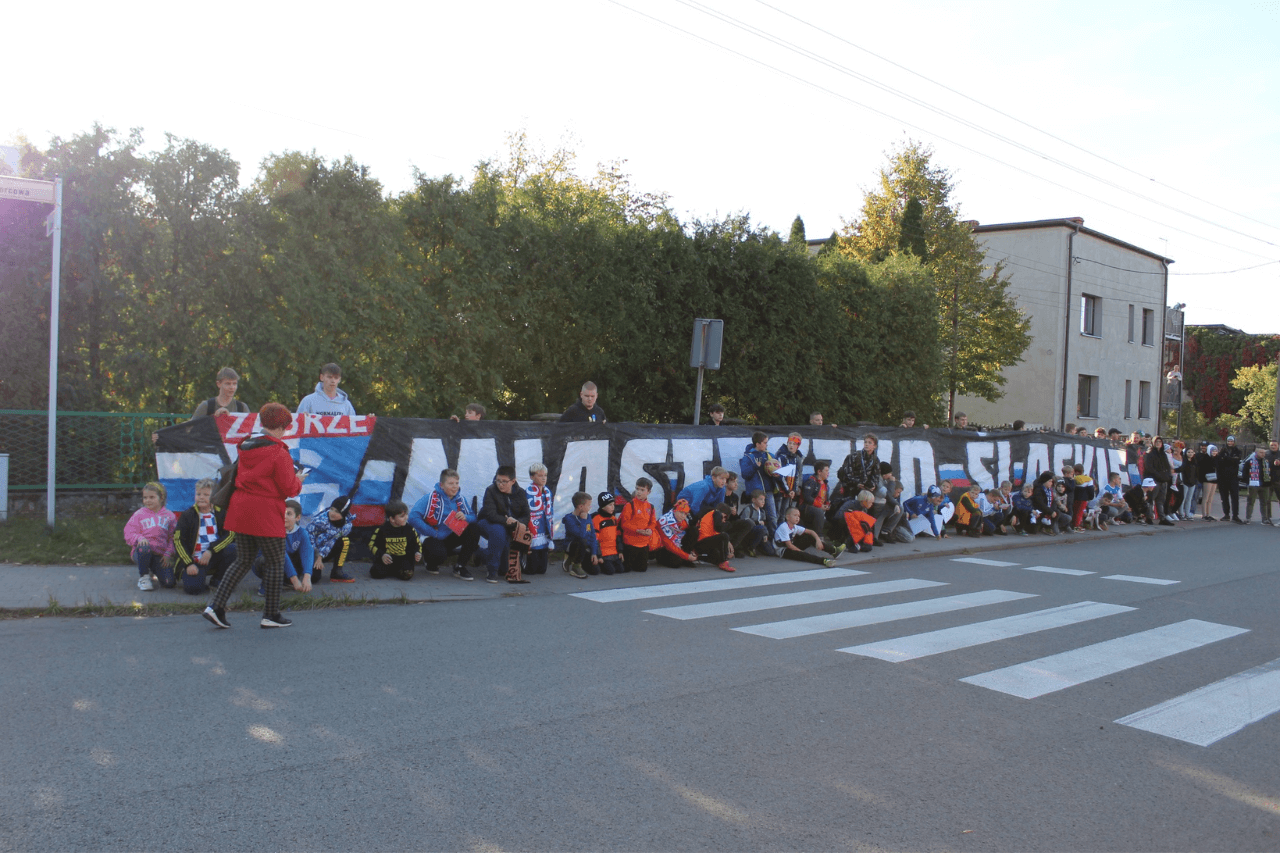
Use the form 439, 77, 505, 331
3, 526, 1279, 851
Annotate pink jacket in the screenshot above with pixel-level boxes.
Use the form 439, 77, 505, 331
123, 507, 177, 559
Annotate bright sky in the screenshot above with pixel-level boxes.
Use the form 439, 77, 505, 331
6, 1, 1278, 332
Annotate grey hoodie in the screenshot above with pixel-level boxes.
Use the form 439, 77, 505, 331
296, 382, 356, 417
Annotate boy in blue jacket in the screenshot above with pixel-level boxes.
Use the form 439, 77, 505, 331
740, 432, 782, 535
560, 491, 600, 579
410, 468, 481, 581
254, 499, 313, 596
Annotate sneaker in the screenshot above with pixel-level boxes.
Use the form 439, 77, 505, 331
202, 606, 230, 629
426, 565, 440, 575
254, 585, 265, 598
569, 566, 588, 579
260, 613, 292, 628
454, 567, 474, 581
1099, 519, 1109, 531
485, 574, 500, 584
1159, 519, 1176, 526
329, 568, 355, 583
561, 554, 573, 574
822, 558, 835, 567
137, 575, 154, 591
312, 568, 323, 583
1264, 519, 1274, 526
829, 543, 847, 557
716, 562, 736, 572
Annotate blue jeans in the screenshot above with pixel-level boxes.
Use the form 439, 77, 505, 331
476, 520, 510, 578
181, 543, 236, 595
134, 543, 174, 588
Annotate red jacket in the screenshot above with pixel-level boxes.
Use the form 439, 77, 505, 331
224, 434, 302, 538
618, 498, 657, 548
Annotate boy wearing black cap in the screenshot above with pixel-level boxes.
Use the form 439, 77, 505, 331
307, 496, 355, 582
592, 492, 624, 576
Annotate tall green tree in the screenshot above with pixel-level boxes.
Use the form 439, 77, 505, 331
841, 142, 1030, 419
788, 215, 806, 246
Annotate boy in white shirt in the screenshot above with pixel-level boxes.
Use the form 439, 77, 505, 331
773, 507, 839, 566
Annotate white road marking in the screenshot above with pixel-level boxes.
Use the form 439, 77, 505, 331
570, 568, 865, 603
963, 619, 1248, 698
841, 601, 1134, 662
1022, 565, 1094, 576
732, 590, 1037, 640
1115, 655, 1280, 746
952, 558, 1020, 567
645, 579, 947, 621
1102, 574, 1179, 585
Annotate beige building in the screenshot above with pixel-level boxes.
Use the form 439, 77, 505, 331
955, 218, 1172, 432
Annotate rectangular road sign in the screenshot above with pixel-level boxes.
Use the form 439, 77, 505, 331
0, 175, 56, 205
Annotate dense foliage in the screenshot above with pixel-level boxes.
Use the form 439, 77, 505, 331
2, 127, 944, 424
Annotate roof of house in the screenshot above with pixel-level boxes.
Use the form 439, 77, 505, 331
970, 218, 1174, 265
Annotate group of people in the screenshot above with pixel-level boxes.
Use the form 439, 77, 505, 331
127, 369, 1280, 630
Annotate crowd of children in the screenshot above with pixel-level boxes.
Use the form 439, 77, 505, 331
127, 431, 1280, 595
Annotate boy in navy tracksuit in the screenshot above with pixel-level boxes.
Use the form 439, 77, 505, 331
560, 491, 601, 579
254, 500, 315, 596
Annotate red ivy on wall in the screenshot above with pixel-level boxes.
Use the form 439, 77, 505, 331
1184, 330, 1280, 421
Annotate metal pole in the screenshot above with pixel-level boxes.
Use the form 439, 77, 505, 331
1176, 309, 1186, 439
692, 322, 707, 425
1272, 352, 1280, 442
46, 177, 62, 530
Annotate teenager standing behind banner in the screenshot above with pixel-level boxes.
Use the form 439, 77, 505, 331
202, 402, 305, 630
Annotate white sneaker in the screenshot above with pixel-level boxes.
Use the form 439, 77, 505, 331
137, 575, 154, 591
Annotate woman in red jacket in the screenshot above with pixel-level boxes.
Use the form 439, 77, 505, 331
203, 402, 305, 630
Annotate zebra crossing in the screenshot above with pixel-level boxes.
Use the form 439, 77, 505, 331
570, 559, 1280, 747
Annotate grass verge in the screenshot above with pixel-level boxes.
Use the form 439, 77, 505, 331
0, 516, 134, 565
0, 590, 414, 620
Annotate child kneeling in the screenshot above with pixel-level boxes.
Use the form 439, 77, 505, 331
369, 500, 422, 580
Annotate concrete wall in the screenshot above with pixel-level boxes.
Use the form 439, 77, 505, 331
956, 223, 1166, 432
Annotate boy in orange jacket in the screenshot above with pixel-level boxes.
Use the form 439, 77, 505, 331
696, 503, 737, 572
840, 490, 877, 553
619, 477, 658, 574
592, 492, 624, 575
652, 499, 699, 568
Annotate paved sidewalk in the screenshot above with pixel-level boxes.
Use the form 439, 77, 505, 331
0, 519, 1220, 611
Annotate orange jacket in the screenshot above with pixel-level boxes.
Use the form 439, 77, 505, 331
843, 508, 876, 545
954, 493, 980, 527
698, 510, 726, 541
592, 511, 620, 557
618, 498, 657, 548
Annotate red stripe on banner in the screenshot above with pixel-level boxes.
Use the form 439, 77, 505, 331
352, 504, 386, 526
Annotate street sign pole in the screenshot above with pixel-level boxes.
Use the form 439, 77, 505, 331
1, 175, 62, 528
689, 318, 724, 425
692, 323, 707, 426
46, 177, 63, 529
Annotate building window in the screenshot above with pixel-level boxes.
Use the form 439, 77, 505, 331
1128, 304, 1135, 343
1081, 294, 1101, 337
1077, 374, 1100, 418
1124, 380, 1133, 419
1139, 380, 1151, 419
1141, 308, 1155, 346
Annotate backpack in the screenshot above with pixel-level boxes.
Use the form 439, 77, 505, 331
211, 460, 238, 508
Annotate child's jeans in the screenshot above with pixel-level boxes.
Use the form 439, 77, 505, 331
134, 543, 174, 588
181, 544, 237, 595
476, 520, 510, 578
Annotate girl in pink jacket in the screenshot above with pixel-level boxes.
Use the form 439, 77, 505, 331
123, 481, 177, 591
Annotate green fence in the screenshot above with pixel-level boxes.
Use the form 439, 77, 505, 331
0, 411, 186, 491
